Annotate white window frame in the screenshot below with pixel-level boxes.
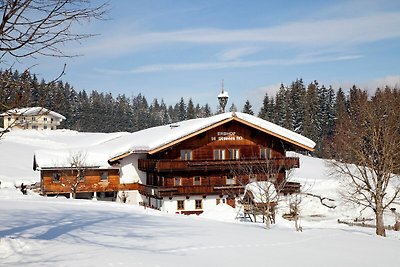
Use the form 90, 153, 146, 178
228, 148, 240, 160
177, 200, 185, 210
193, 176, 201, 185
195, 199, 203, 210
174, 177, 182, 186
180, 149, 192, 160
260, 147, 271, 159
226, 175, 236, 185
213, 149, 225, 160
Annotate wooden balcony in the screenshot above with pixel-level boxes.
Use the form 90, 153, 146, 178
138, 184, 245, 199
138, 157, 299, 173
42, 182, 139, 195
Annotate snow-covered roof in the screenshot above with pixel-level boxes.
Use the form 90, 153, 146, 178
34, 149, 113, 170
33, 131, 129, 170
109, 112, 315, 161
33, 112, 315, 169
218, 90, 229, 98
0, 107, 66, 120
244, 181, 278, 203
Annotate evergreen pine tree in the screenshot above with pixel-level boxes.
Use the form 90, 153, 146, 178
229, 103, 237, 112
289, 78, 306, 133
258, 92, 270, 120
242, 100, 254, 115
187, 98, 195, 119
274, 84, 287, 126
178, 97, 186, 121
203, 103, 212, 117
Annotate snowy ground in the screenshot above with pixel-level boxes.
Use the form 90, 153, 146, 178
1, 130, 400, 266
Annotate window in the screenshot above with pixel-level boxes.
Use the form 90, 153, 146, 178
32, 116, 36, 121
7, 117, 11, 121
51, 118, 54, 123
177, 200, 185, 210
260, 147, 271, 159
43, 125, 47, 130
52, 173, 61, 183
226, 175, 236, 185
44, 117, 48, 123
213, 149, 225, 160
228, 148, 240, 160
193, 176, 201, 185
195, 199, 203, 209
100, 171, 108, 181
32, 125, 38, 130
174, 177, 182, 186
180, 150, 192, 160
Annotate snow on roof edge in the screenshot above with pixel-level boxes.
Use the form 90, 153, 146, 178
0, 107, 66, 120
109, 112, 315, 161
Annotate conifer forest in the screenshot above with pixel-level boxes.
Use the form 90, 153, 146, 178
1, 69, 399, 157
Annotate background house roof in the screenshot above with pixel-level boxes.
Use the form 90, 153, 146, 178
0, 107, 66, 120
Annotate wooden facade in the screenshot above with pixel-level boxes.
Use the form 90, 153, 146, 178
135, 120, 303, 209
40, 168, 137, 198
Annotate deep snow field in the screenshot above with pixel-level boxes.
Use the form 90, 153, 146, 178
1, 130, 400, 267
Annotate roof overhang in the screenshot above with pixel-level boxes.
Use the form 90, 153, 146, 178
108, 115, 314, 163
232, 116, 315, 152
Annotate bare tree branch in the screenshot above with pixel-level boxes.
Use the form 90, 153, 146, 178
0, 0, 108, 62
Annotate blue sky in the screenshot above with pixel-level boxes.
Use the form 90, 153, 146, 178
8, 0, 400, 112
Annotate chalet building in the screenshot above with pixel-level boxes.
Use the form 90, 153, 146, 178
1, 107, 65, 131
34, 112, 315, 214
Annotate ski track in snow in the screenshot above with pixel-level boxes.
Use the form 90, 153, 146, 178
160, 233, 338, 253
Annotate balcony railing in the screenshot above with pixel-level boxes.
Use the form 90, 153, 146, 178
138, 184, 245, 198
138, 157, 299, 173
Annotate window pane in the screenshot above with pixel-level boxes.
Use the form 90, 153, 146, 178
226, 175, 236, 185
180, 150, 192, 160
174, 177, 181, 186
100, 171, 108, 181
214, 149, 226, 160
52, 173, 61, 183
228, 149, 239, 159
195, 199, 202, 209
261, 148, 271, 159
177, 200, 184, 210
193, 176, 201, 185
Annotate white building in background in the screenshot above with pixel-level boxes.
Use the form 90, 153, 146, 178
0, 107, 66, 130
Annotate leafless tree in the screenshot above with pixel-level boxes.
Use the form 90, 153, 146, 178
287, 193, 303, 232
230, 158, 298, 229
62, 151, 87, 199
0, 1, 107, 139
0, 0, 107, 62
330, 88, 400, 236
